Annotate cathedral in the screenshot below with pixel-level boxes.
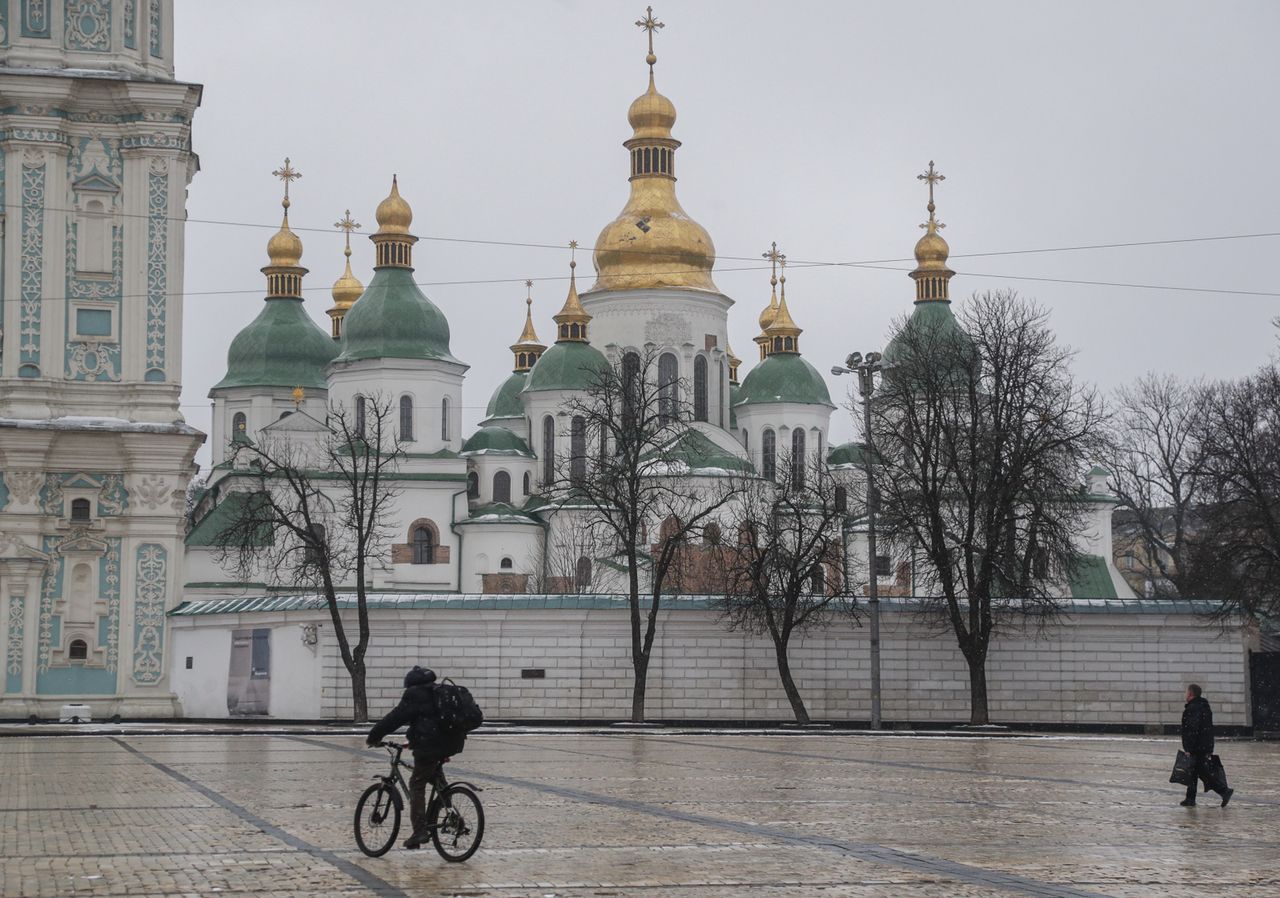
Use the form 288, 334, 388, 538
10, 5, 1222, 728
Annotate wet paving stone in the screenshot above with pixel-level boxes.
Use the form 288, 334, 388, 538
1, 732, 1277, 897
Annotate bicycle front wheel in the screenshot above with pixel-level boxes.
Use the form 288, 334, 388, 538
354, 782, 401, 857
431, 785, 484, 862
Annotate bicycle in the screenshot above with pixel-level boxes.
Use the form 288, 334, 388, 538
353, 740, 485, 861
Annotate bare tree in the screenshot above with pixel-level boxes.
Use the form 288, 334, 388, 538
1106, 374, 1208, 597
870, 290, 1105, 725
1196, 364, 1280, 620
717, 452, 856, 724
208, 393, 405, 721
544, 348, 743, 722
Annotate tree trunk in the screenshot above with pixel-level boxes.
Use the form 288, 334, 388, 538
966, 654, 988, 725
631, 652, 649, 723
350, 658, 368, 723
773, 638, 809, 725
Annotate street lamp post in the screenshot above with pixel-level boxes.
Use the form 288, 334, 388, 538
832, 351, 884, 730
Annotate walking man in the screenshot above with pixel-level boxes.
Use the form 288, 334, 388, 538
1180, 683, 1234, 807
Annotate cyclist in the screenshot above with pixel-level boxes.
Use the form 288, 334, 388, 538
366, 665, 465, 849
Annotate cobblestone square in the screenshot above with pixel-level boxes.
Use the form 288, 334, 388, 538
1, 731, 1277, 897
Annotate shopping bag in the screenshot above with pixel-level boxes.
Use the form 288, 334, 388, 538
1201, 754, 1228, 792
1170, 749, 1195, 786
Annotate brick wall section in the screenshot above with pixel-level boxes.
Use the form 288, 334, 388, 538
389, 544, 451, 565
319, 607, 1253, 727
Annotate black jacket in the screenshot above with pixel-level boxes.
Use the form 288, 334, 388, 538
1181, 696, 1214, 755
366, 682, 440, 748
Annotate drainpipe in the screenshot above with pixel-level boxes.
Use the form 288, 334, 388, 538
448, 487, 468, 593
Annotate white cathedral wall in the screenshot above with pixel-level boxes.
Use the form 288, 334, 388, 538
734, 402, 833, 472
326, 358, 467, 454
459, 524, 543, 593
167, 603, 1254, 727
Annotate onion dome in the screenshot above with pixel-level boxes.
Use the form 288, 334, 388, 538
525, 252, 610, 393
589, 12, 718, 293
735, 353, 834, 409
212, 159, 338, 392
336, 177, 460, 364
326, 210, 365, 340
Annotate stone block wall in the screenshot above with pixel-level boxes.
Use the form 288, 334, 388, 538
319, 607, 1252, 727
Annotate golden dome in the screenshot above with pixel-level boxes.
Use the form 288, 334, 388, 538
554, 257, 591, 340
266, 210, 303, 268
514, 295, 543, 348
628, 73, 677, 139
374, 175, 413, 235
765, 275, 802, 340
913, 222, 951, 271
757, 280, 779, 331
330, 256, 363, 310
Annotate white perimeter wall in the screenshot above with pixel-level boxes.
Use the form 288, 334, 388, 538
168, 608, 1253, 727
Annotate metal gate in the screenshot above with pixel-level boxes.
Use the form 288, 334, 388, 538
1250, 651, 1280, 731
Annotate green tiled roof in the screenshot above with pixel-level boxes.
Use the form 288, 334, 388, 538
735, 352, 833, 408
1068, 555, 1119, 599
211, 298, 338, 391
882, 299, 973, 370
645, 429, 754, 475
524, 340, 609, 392
461, 425, 532, 456
337, 267, 459, 363
827, 441, 874, 468
185, 492, 273, 548
485, 371, 528, 419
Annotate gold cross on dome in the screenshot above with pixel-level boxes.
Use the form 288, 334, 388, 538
334, 209, 361, 254
762, 241, 786, 284
568, 239, 579, 262
272, 157, 301, 205
636, 6, 664, 67
917, 160, 946, 230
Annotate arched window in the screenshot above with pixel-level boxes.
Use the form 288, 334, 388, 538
493, 470, 511, 504
575, 556, 593, 590
441, 397, 450, 441
703, 522, 722, 546
412, 525, 435, 564
79, 199, 110, 273
718, 359, 727, 427
658, 352, 679, 423
523, 471, 532, 495
399, 395, 414, 441
466, 471, 479, 499
622, 351, 642, 435
791, 428, 807, 488
232, 412, 247, 435
660, 515, 682, 543
813, 429, 822, 469
542, 415, 555, 485
70, 498, 92, 522
354, 396, 366, 438
500, 556, 513, 570
693, 355, 708, 422
835, 485, 848, 514
304, 524, 326, 565
570, 415, 586, 485
68, 639, 89, 661
809, 565, 826, 595
762, 428, 776, 482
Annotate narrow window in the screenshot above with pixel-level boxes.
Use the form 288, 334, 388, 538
413, 526, 436, 564
762, 428, 776, 482
835, 485, 848, 514
704, 522, 722, 546
523, 471, 532, 496
693, 355, 708, 422
643, 147, 651, 173
467, 470, 479, 499
571, 415, 587, 485
542, 415, 555, 485
1033, 547, 1050, 581
493, 470, 511, 504
250, 629, 271, 679
233, 412, 247, 434
68, 639, 89, 661
658, 352, 679, 423
810, 565, 826, 595
304, 523, 326, 565
813, 429, 823, 468
874, 554, 892, 578
399, 395, 414, 441
718, 360, 727, 428
622, 351, 641, 435
354, 396, 366, 438
500, 557, 513, 570
791, 428, 806, 488
70, 498, 92, 522
441, 397, 450, 441
575, 556, 593, 591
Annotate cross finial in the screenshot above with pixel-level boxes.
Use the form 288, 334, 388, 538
568, 239, 579, 270
291, 385, 305, 408
917, 160, 946, 231
762, 241, 786, 287
635, 6, 664, 70
272, 157, 301, 209
334, 209, 361, 257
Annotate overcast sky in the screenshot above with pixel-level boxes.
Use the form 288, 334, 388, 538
176, 1, 1279, 470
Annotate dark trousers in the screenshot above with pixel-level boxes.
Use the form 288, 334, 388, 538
1185, 752, 1227, 802
409, 750, 443, 835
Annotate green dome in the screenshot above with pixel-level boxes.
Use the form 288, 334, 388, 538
882, 300, 972, 370
461, 425, 532, 456
211, 298, 338, 391
735, 353, 833, 408
485, 371, 528, 419
524, 340, 610, 393
827, 441, 875, 467
337, 267, 458, 363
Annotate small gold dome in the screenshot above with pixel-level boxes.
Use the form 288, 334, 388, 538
628, 73, 677, 139
330, 256, 364, 310
913, 224, 951, 271
375, 175, 413, 235
266, 211, 303, 268
757, 284, 779, 331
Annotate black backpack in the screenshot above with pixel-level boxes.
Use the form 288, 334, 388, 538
434, 678, 484, 735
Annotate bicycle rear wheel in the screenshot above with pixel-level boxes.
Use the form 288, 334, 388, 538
431, 785, 484, 862
354, 782, 401, 857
